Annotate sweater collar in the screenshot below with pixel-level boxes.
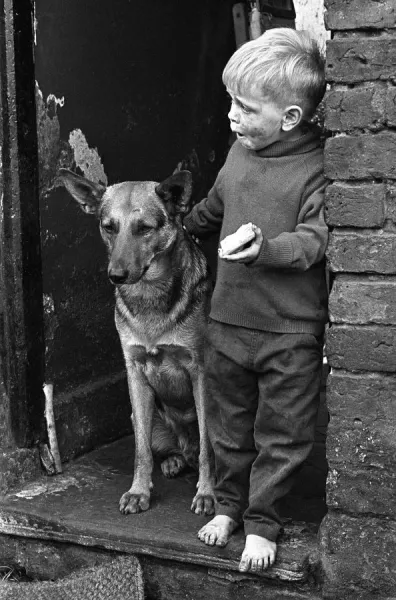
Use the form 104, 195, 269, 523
251, 123, 322, 158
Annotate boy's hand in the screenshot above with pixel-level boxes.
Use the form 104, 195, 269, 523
219, 224, 263, 264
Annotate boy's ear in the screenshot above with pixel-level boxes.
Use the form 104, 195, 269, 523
155, 170, 193, 218
58, 168, 106, 216
281, 106, 303, 132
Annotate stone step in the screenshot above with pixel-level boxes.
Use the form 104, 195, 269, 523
0, 436, 325, 599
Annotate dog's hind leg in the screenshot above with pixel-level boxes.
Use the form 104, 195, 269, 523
151, 411, 187, 478
190, 366, 216, 516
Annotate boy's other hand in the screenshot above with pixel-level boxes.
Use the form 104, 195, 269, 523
219, 224, 263, 264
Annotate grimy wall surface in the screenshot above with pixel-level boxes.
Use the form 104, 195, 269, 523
319, 1, 396, 598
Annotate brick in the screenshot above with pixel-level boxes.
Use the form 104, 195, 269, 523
325, 131, 396, 180
325, 370, 396, 515
325, 0, 396, 30
325, 84, 385, 131
325, 182, 385, 227
327, 231, 396, 274
326, 467, 396, 516
319, 512, 396, 600
327, 369, 396, 421
385, 86, 396, 126
326, 37, 396, 83
326, 324, 396, 372
329, 275, 396, 324
386, 184, 396, 222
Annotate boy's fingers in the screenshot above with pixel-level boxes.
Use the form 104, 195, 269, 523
221, 241, 260, 262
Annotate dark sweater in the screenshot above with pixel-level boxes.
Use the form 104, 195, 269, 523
183, 125, 329, 335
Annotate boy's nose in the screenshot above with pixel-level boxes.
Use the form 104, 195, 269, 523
228, 104, 240, 124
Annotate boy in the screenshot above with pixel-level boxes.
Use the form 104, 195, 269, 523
183, 28, 328, 573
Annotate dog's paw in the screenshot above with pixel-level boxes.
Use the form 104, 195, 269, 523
161, 455, 186, 478
119, 491, 150, 514
191, 492, 216, 516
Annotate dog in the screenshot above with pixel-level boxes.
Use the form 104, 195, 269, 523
59, 168, 215, 516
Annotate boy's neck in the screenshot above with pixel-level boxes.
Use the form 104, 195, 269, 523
280, 123, 306, 143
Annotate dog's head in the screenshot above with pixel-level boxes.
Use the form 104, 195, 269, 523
58, 169, 193, 285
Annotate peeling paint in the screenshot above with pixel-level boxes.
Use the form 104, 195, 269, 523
35, 82, 73, 197
43, 293, 59, 363
68, 129, 108, 185
46, 93, 65, 113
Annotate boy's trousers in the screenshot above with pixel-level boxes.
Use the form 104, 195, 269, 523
205, 318, 324, 542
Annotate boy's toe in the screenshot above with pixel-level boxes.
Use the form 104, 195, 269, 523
253, 557, 264, 572
215, 534, 227, 547
238, 554, 251, 572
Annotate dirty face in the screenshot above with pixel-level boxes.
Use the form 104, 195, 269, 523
100, 182, 177, 285
58, 169, 193, 286
227, 86, 286, 151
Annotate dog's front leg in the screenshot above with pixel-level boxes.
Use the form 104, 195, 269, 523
191, 367, 216, 516
119, 363, 155, 514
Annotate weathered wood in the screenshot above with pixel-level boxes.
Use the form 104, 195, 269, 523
0, 0, 45, 446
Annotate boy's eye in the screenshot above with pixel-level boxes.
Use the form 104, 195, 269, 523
240, 104, 252, 114
228, 96, 252, 114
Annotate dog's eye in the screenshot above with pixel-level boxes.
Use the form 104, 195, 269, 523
101, 222, 114, 233
138, 224, 153, 235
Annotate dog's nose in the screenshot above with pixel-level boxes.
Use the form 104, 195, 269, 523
108, 268, 128, 285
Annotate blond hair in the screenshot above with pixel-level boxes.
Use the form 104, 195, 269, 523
222, 28, 325, 119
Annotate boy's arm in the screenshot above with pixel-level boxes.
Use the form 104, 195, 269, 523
183, 175, 224, 239
223, 170, 328, 270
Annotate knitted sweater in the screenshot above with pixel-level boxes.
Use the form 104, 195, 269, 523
183, 124, 329, 335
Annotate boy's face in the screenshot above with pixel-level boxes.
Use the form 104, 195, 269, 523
227, 87, 298, 151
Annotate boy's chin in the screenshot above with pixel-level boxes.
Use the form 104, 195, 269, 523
237, 134, 266, 151
236, 134, 256, 149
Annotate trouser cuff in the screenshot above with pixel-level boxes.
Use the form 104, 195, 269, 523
243, 521, 281, 542
215, 504, 243, 525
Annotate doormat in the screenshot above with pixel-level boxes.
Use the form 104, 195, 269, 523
0, 554, 144, 600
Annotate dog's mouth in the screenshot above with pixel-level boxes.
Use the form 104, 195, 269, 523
109, 264, 151, 286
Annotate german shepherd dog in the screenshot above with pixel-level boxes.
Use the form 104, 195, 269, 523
59, 168, 215, 516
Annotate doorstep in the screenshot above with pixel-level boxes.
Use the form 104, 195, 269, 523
0, 435, 325, 586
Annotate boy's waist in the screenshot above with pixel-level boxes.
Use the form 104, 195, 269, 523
210, 264, 328, 334
209, 309, 326, 336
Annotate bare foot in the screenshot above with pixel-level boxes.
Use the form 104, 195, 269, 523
197, 515, 238, 547
239, 534, 277, 572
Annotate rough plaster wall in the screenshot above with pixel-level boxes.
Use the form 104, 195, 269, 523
293, 0, 329, 50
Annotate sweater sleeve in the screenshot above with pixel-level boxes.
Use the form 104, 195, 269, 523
183, 172, 224, 239
251, 167, 328, 271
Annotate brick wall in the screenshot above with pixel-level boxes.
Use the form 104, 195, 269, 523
319, 2, 396, 598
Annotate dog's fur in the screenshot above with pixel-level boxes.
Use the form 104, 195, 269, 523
59, 168, 215, 515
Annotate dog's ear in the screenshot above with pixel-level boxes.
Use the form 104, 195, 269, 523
155, 170, 192, 217
58, 168, 106, 215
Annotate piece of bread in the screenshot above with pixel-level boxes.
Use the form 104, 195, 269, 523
219, 223, 256, 256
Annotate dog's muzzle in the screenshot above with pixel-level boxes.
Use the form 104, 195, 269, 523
108, 265, 150, 285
